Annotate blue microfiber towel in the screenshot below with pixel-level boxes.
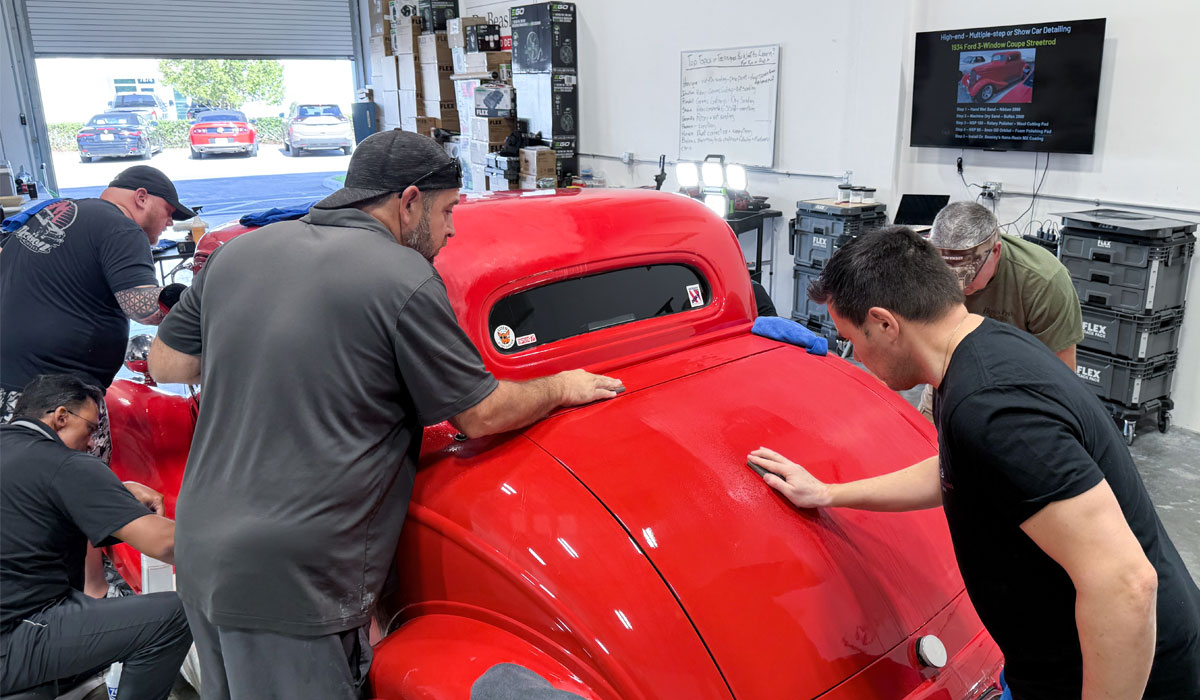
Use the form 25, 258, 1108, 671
2, 198, 61, 232
238, 202, 317, 227
752, 316, 828, 356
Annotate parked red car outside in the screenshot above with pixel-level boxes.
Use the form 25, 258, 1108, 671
188, 110, 257, 159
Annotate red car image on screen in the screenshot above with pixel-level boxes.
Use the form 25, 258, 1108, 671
960, 50, 1032, 103
188, 110, 257, 159
105, 189, 1005, 699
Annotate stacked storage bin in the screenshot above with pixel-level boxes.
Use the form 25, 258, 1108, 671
788, 199, 889, 356
1058, 209, 1196, 444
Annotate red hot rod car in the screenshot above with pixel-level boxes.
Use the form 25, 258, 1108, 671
106, 188, 1003, 699
960, 50, 1031, 103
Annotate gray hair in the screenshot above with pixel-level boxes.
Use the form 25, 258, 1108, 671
930, 201, 999, 249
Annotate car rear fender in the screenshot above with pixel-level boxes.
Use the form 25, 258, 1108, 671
369, 613, 609, 700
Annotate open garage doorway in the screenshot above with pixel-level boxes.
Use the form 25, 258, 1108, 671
38, 57, 356, 230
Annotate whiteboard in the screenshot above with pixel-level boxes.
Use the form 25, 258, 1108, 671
679, 44, 780, 168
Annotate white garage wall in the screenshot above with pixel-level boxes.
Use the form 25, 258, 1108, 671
571, 0, 1200, 431
897, 1, 1200, 430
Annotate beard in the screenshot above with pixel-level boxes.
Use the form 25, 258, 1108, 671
401, 205, 438, 261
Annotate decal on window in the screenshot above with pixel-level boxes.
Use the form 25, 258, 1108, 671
516, 333, 537, 347
493, 325, 515, 349
686, 284, 704, 308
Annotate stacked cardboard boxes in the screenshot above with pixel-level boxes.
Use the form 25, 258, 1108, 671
518, 146, 557, 189
417, 31, 458, 131
448, 16, 517, 191
510, 2, 578, 184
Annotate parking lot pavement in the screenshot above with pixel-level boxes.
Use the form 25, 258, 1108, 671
57, 147, 345, 229
54, 146, 350, 192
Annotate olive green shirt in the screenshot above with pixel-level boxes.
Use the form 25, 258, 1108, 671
965, 234, 1083, 353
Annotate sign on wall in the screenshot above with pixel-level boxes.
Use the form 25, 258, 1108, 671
679, 44, 780, 168
461, 0, 520, 38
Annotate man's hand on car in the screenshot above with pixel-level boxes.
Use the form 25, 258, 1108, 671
748, 447, 833, 509
556, 370, 625, 406
123, 481, 166, 515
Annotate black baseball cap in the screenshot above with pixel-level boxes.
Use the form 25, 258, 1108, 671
108, 165, 196, 220
314, 129, 462, 210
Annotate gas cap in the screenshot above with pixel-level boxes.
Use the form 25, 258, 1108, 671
915, 634, 948, 668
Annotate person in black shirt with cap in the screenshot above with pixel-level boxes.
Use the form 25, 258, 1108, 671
148, 131, 624, 699
0, 374, 190, 700
0, 165, 195, 464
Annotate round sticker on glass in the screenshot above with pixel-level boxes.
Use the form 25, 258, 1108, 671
493, 324, 516, 349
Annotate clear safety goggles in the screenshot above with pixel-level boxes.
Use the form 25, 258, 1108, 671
938, 232, 998, 290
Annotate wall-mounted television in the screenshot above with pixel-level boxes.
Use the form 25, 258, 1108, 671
911, 18, 1106, 154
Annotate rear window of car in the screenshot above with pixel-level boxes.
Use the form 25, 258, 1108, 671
88, 114, 137, 126
195, 111, 246, 123
487, 264, 711, 353
114, 94, 155, 106
297, 105, 343, 118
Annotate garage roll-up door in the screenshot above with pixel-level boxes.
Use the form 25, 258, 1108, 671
25, 0, 353, 59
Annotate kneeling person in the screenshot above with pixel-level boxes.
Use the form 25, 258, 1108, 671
0, 374, 191, 700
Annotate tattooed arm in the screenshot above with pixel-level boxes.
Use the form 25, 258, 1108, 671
115, 285, 167, 325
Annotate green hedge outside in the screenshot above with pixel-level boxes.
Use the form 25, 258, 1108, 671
48, 117, 286, 152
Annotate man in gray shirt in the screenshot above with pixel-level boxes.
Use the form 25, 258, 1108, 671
148, 130, 623, 698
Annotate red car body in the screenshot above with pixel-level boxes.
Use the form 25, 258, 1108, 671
105, 189, 1003, 699
961, 51, 1030, 103
188, 110, 257, 159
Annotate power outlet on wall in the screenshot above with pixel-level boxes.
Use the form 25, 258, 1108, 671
982, 181, 1003, 200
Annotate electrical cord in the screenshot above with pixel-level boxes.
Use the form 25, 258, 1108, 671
1003, 151, 1049, 233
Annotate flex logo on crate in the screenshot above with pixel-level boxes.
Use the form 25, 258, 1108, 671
812, 236, 829, 249
1097, 239, 1112, 248
1076, 366, 1103, 384
1082, 321, 1108, 339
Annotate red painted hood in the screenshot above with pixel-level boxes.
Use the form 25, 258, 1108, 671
524, 336, 963, 699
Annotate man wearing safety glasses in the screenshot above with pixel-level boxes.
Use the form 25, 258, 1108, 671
917, 201, 1083, 419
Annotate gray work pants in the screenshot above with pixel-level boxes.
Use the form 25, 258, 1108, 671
182, 603, 369, 700
0, 590, 192, 700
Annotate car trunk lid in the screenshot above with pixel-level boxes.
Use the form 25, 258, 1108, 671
523, 337, 964, 699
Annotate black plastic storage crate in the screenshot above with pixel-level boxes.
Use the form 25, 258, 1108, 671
792, 214, 887, 267
792, 264, 829, 323
1100, 397, 1173, 446
1061, 229, 1194, 313
1079, 305, 1183, 360
1056, 209, 1197, 241
1075, 348, 1177, 407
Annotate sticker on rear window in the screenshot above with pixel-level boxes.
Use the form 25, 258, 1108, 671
686, 284, 704, 308
516, 333, 537, 347
493, 325, 515, 349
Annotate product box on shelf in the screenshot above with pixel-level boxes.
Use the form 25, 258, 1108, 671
465, 24, 503, 52
509, 2, 577, 74
447, 16, 487, 49
419, 62, 455, 101
417, 0, 457, 31
474, 84, 516, 118
417, 32, 452, 66
390, 16, 421, 55
513, 71, 577, 138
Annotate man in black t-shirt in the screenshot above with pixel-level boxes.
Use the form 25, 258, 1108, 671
0, 165, 193, 463
0, 374, 191, 699
748, 226, 1200, 699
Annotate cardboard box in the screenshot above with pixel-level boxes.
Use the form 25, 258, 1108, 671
474, 84, 515, 118
397, 55, 420, 92
467, 138, 504, 166
417, 32, 452, 66
380, 90, 402, 129
510, 2, 577, 74
518, 173, 542, 190
469, 116, 516, 142
464, 51, 511, 75
486, 172, 518, 192
465, 24, 503, 53
487, 152, 521, 173
447, 16, 488, 49
420, 63, 455, 101
401, 115, 441, 136
424, 100, 459, 128
451, 47, 469, 75
513, 71, 577, 138
417, 0, 457, 32
550, 135, 577, 180
398, 89, 421, 118
520, 145, 557, 178
465, 162, 487, 192
390, 16, 421, 55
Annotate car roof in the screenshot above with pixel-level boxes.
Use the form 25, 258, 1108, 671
438, 188, 755, 380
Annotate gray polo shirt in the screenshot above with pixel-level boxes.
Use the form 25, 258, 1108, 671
158, 206, 497, 636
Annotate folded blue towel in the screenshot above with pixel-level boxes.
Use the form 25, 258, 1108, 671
752, 316, 828, 355
239, 202, 317, 227
2, 198, 61, 232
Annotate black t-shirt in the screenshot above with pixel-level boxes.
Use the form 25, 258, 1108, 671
0, 198, 157, 390
0, 421, 151, 630
936, 319, 1200, 699
157, 206, 498, 636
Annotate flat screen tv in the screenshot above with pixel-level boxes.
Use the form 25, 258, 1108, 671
911, 18, 1106, 154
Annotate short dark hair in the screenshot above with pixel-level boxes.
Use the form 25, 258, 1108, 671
11, 374, 104, 422
808, 225, 964, 326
